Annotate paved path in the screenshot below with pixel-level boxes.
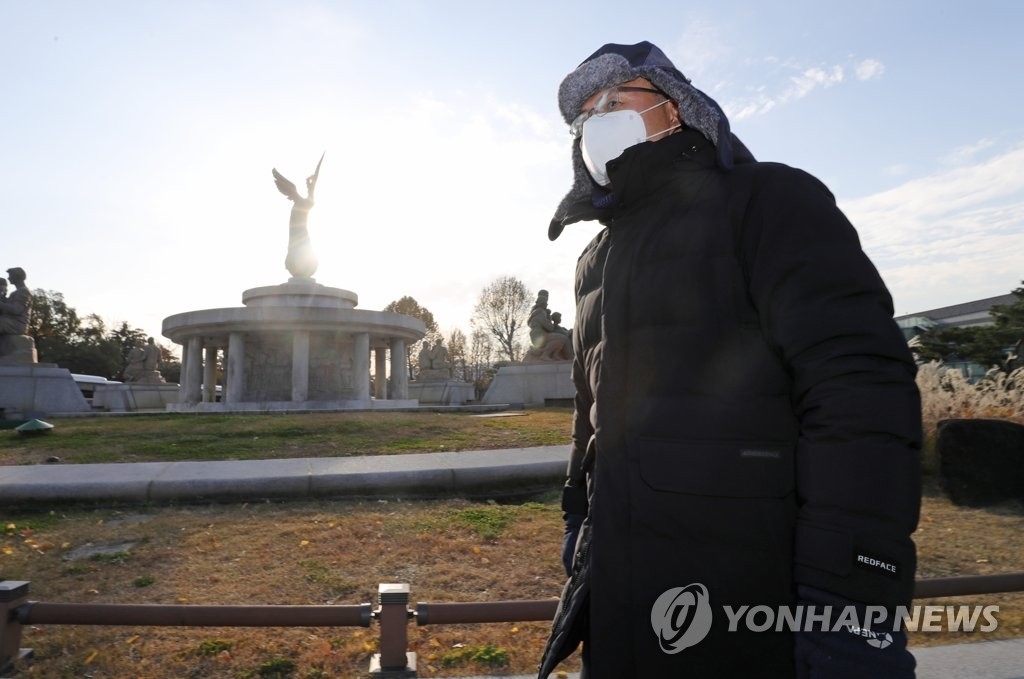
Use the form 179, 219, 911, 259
1, 446, 1021, 677
454, 638, 1024, 678
0, 445, 571, 505
464, 635, 1024, 679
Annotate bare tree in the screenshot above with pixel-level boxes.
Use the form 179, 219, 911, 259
472, 275, 531, 363
468, 328, 495, 396
446, 327, 468, 381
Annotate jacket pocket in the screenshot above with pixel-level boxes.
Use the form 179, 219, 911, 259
631, 436, 795, 498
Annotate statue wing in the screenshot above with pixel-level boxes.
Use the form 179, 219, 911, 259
272, 168, 301, 200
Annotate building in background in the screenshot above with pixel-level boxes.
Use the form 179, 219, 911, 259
896, 293, 1018, 379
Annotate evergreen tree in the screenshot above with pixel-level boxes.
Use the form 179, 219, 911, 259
915, 283, 1024, 371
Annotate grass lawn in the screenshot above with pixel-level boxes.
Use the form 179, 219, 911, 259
1, 408, 1023, 677
0, 409, 574, 466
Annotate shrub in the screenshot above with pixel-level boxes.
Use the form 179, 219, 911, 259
917, 362, 1024, 473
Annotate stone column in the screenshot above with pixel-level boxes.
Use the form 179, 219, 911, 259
178, 343, 189, 403
220, 345, 229, 402
292, 330, 310, 402
390, 338, 408, 399
225, 332, 245, 404
353, 332, 370, 401
182, 337, 203, 404
374, 347, 388, 399
202, 346, 218, 403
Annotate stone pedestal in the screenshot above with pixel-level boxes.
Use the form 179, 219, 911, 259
481, 361, 574, 406
93, 383, 181, 411
0, 365, 91, 418
0, 335, 38, 365
408, 379, 475, 406
165, 398, 418, 413
125, 371, 166, 385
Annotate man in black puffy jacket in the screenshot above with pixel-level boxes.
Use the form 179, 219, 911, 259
539, 41, 921, 679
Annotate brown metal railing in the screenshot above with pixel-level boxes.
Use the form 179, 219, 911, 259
4, 573, 1024, 677
14, 602, 373, 628
912, 572, 1024, 599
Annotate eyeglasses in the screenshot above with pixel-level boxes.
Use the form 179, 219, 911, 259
569, 86, 666, 138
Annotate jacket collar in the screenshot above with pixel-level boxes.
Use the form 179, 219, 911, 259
555, 129, 715, 227
606, 128, 714, 208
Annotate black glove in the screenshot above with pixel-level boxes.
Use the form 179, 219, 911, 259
561, 513, 585, 576
794, 585, 915, 679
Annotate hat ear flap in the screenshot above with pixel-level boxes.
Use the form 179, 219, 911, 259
549, 140, 597, 240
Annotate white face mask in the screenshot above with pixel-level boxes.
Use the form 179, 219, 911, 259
579, 99, 677, 186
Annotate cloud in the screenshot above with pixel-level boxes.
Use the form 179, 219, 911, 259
841, 142, 1024, 312
723, 56, 885, 121
940, 138, 996, 166
854, 58, 885, 80
668, 21, 732, 81
790, 65, 845, 98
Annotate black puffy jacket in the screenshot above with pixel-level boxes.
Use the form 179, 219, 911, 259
539, 129, 921, 678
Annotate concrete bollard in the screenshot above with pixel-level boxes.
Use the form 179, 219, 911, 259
369, 583, 415, 677
0, 581, 33, 677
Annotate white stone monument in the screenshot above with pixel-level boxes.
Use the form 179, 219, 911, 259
160, 155, 426, 413
90, 336, 180, 412
409, 338, 474, 406
481, 291, 576, 406
0, 267, 92, 419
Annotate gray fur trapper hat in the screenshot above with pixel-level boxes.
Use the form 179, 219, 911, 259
549, 41, 743, 240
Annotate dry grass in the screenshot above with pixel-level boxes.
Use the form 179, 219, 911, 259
912, 479, 1024, 646
2, 496, 574, 678
2, 482, 1023, 678
3, 380, 1024, 677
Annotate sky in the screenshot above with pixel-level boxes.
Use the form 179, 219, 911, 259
3, 1, 1023, 355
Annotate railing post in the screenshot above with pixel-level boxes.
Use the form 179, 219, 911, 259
0, 581, 33, 676
369, 583, 415, 677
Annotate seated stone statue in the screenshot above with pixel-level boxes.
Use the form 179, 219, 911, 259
550, 312, 572, 342
0, 267, 37, 365
124, 337, 166, 384
124, 343, 146, 381
418, 342, 433, 373
142, 336, 162, 372
523, 290, 573, 363
431, 340, 451, 370
417, 339, 452, 380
